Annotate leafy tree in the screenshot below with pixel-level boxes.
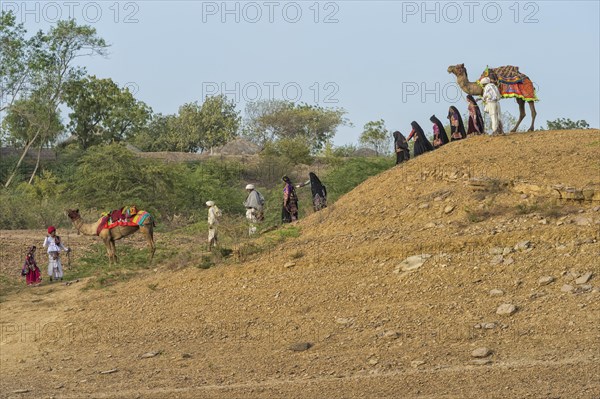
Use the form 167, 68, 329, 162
243, 100, 349, 152
545, 118, 590, 130
1, 96, 63, 182
131, 95, 240, 153
63, 76, 151, 149
197, 94, 240, 153
1, 13, 108, 186
359, 119, 390, 156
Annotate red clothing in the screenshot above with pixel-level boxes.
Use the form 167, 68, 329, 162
24, 254, 41, 285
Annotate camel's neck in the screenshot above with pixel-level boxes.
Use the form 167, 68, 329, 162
72, 217, 101, 236
455, 70, 483, 96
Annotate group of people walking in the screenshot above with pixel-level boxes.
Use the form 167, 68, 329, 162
394, 82, 503, 165
204, 172, 327, 251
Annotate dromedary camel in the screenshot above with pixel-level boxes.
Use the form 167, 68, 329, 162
66, 209, 155, 264
447, 63, 537, 132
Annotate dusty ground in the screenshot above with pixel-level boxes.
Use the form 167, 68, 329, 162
1, 130, 599, 398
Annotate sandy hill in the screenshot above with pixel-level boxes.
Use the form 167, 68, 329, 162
1, 130, 599, 398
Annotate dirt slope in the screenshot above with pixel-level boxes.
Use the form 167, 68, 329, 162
1, 129, 599, 398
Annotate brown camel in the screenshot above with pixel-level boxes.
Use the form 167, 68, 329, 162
66, 209, 155, 264
447, 63, 537, 132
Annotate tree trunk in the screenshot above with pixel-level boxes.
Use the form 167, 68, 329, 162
28, 143, 43, 184
4, 127, 41, 188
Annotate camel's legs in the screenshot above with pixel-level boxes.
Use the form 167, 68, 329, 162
103, 237, 115, 265
109, 239, 118, 264
512, 98, 526, 132
527, 101, 537, 131
141, 225, 156, 261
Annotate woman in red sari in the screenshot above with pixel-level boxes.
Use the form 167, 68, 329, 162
22, 246, 41, 286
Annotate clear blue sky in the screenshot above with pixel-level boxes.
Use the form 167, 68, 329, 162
4, 0, 600, 145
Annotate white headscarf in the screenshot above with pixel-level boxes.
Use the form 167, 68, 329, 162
480, 77, 491, 85
245, 184, 255, 190
206, 201, 215, 207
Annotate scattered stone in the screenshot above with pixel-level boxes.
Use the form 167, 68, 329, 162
538, 276, 555, 286
503, 257, 514, 265
411, 360, 426, 368
54, 384, 64, 389
12, 389, 30, 394
593, 206, 600, 212
434, 196, 443, 202
561, 284, 575, 293
490, 255, 504, 265
471, 347, 492, 358
556, 221, 564, 226
289, 342, 313, 352
181, 353, 192, 359
483, 322, 497, 329
424, 222, 436, 229
575, 272, 593, 285
335, 317, 353, 325
514, 241, 531, 251
539, 219, 548, 225
502, 247, 513, 255
395, 254, 432, 273
489, 247, 503, 255
419, 203, 430, 209
284, 262, 296, 268
444, 205, 455, 214
496, 303, 517, 316
368, 358, 379, 365
574, 216, 592, 226
99, 368, 118, 375
140, 352, 161, 359
520, 194, 528, 199
489, 289, 504, 296
382, 330, 400, 340
473, 323, 482, 329
471, 358, 492, 365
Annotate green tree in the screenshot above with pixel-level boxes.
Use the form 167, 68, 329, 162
63, 76, 151, 149
198, 94, 240, 153
1, 13, 108, 186
359, 119, 390, 156
545, 118, 590, 130
1, 96, 63, 182
243, 100, 349, 152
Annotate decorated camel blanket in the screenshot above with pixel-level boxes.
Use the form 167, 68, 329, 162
96, 206, 152, 235
480, 65, 538, 102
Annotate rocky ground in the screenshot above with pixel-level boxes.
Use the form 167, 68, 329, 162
1, 129, 599, 398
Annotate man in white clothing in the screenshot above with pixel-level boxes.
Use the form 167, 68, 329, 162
206, 201, 222, 251
43, 226, 70, 281
480, 77, 503, 135
243, 184, 265, 236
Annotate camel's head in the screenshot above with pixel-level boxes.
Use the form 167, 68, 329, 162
447, 63, 465, 75
66, 209, 81, 221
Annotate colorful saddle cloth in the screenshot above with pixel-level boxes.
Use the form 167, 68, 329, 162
480, 66, 538, 102
96, 207, 152, 235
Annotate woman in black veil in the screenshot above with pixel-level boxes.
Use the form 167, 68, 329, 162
466, 95, 485, 135
393, 131, 410, 164
430, 115, 449, 148
447, 106, 467, 140
296, 172, 328, 212
406, 121, 434, 157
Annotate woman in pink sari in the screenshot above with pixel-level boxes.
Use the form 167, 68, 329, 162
22, 246, 41, 286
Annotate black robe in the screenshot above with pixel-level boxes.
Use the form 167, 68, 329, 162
467, 95, 485, 135
447, 106, 467, 140
393, 131, 410, 164
430, 115, 449, 147
309, 172, 327, 211
410, 121, 434, 157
